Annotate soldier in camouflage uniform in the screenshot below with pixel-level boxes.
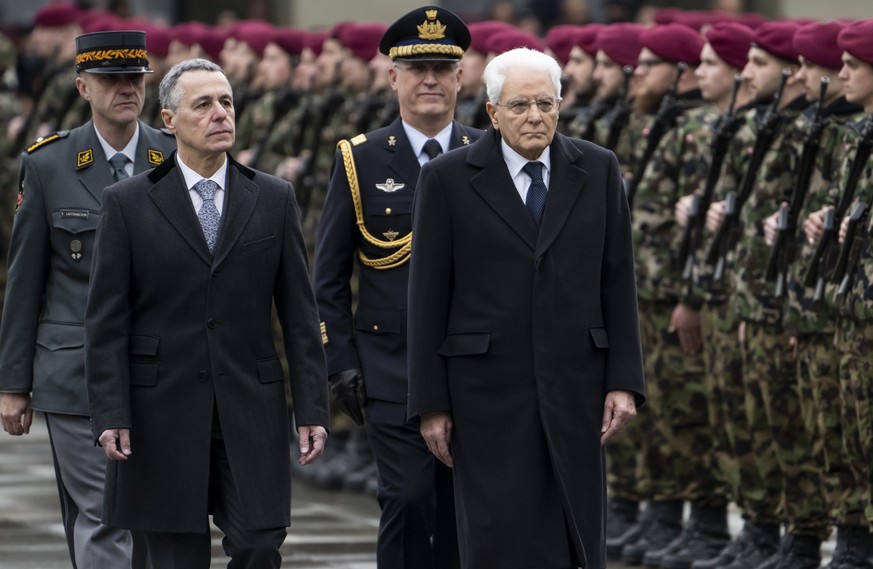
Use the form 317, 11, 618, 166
546, 25, 598, 134
454, 21, 511, 131
563, 25, 611, 142
616, 23, 730, 569
760, 21, 868, 569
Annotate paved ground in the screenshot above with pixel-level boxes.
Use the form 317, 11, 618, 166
0, 415, 834, 568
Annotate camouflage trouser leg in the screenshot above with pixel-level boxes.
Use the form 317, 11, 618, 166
606, 409, 648, 502
638, 299, 728, 506
835, 319, 873, 526
744, 321, 830, 539
798, 332, 861, 527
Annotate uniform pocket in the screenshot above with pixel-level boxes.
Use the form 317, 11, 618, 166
354, 307, 403, 335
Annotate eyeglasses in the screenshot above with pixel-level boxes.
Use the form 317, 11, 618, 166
393, 61, 460, 75
636, 59, 672, 71
494, 97, 561, 115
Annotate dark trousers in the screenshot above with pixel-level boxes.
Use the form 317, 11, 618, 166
366, 401, 460, 569
138, 407, 287, 568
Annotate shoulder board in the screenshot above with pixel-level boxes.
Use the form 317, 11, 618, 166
350, 134, 367, 146
160, 128, 175, 137
26, 131, 69, 154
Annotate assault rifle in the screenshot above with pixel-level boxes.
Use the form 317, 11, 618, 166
804, 118, 873, 303
705, 69, 792, 282
679, 74, 743, 281
604, 66, 635, 151
765, 76, 830, 297
832, 200, 871, 305
625, 63, 687, 210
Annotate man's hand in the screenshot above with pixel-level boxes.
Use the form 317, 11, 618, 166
706, 200, 726, 233
98, 428, 132, 460
804, 206, 831, 247
420, 411, 453, 468
675, 194, 695, 228
763, 208, 782, 247
0, 393, 33, 436
839, 214, 851, 244
297, 425, 328, 466
668, 304, 703, 354
329, 369, 367, 426
601, 390, 636, 445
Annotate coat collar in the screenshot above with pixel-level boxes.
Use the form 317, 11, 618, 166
468, 128, 587, 255
147, 152, 259, 266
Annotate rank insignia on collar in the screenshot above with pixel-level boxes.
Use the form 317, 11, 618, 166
462, 135, 470, 145
376, 178, 405, 193
148, 149, 164, 165
387, 135, 397, 147
383, 229, 399, 241
77, 149, 93, 169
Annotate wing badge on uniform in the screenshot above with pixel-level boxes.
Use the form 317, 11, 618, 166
376, 179, 405, 193
382, 229, 399, 241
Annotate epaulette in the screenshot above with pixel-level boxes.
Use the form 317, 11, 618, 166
26, 131, 69, 154
350, 133, 367, 146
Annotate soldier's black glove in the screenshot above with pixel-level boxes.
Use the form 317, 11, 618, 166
329, 368, 367, 427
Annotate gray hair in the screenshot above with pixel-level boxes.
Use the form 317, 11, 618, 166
483, 48, 562, 104
159, 58, 226, 111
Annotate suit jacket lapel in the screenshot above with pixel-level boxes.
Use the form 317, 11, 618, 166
535, 133, 586, 258
75, 124, 113, 205
469, 129, 537, 251
212, 163, 258, 267
148, 158, 213, 265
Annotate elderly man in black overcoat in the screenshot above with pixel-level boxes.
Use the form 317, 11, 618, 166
408, 47, 645, 569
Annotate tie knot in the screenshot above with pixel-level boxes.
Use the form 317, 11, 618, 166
194, 179, 219, 200
522, 161, 543, 181
423, 139, 442, 161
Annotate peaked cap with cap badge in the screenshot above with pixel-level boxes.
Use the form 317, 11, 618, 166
76, 30, 154, 74
379, 5, 470, 62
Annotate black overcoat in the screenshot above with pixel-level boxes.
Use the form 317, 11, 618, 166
85, 154, 329, 532
408, 128, 646, 569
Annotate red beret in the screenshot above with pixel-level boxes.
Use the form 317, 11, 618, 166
838, 20, 873, 66
172, 21, 209, 48
794, 21, 847, 69
328, 22, 355, 41
228, 21, 274, 57
198, 27, 227, 61
144, 25, 172, 58
339, 23, 387, 62
34, 3, 79, 28
487, 29, 545, 55
78, 11, 120, 34
752, 21, 801, 63
673, 10, 733, 32
641, 24, 705, 66
735, 12, 769, 29
270, 28, 305, 56
303, 30, 328, 56
705, 22, 754, 71
597, 23, 644, 68
575, 24, 603, 57
546, 25, 582, 65
467, 21, 514, 55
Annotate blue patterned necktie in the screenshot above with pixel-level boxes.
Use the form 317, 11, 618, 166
522, 161, 547, 227
109, 153, 130, 182
194, 179, 221, 253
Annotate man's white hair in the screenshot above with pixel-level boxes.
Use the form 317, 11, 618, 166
483, 47, 562, 104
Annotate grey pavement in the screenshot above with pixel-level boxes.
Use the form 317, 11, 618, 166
0, 415, 834, 568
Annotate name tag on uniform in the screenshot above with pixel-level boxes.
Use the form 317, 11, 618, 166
60, 210, 90, 219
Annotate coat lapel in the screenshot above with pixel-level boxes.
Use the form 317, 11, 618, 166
212, 162, 258, 267
535, 133, 586, 258
75, 124, 113, 205
469, 128, 537, 251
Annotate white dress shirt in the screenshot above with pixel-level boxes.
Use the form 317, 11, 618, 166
177, 155, 229, 215
402, 121, 454, 166
500, 138, 551, 204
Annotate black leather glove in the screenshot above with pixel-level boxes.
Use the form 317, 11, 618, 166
329, 368, 367, 426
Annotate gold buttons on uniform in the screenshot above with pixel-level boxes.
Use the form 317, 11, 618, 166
385, 208, 392, 215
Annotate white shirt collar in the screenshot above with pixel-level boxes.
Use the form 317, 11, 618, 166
94, 122, 140, 172
500, 137, 551, 180
177, 154, 229, 192
401, 120, 454, 165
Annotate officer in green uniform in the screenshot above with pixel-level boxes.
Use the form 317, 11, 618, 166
0, 30, 175, 569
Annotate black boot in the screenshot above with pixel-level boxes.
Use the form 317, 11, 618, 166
722, 521, 781, 569
621, 500, 684, 566
657, 504, 731, 569
607, 497, 641, 540
690, 520, 760, 569
826, 525, 873, 569
754, 533, 821, 569
608, 501, 652, 559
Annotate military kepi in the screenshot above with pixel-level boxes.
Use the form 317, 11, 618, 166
379, 5, 470, 61
76, 30, 154, 74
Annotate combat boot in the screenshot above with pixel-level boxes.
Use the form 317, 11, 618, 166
608, 500, 653, 559
621, 500, 683, 566
722, 521, 780, 569
607, 497, 641, 540
825, 525, 873, 569
753, 533, 821, 569
690, 520, 760, 569
657, 504, 731, 569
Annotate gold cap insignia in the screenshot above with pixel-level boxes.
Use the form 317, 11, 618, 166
462, 135, 470, 145
387, 135, 397, 147
147, 149, 164, 165
376, 178, 406, 193
77, 149, 94, 169
418, 12, 446, 41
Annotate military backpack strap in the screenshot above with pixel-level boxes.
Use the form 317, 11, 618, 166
337, 139, 412, 270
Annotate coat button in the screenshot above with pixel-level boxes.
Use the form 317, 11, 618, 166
207, 319, 217, 329
212, 270, 220, 277
198, 371, 208, 382
372, 324, 379, 331
385, 208, 392, 215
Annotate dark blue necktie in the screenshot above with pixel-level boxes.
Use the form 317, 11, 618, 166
522, 161, 547, 226
423, 138, 442, 161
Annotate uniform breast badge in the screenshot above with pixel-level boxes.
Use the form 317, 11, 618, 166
382, 229, 400, 241
376, 179, 405, 193
70, 239, 83, 260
